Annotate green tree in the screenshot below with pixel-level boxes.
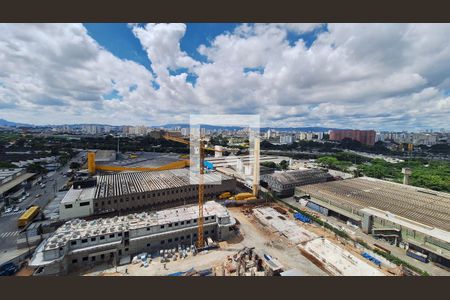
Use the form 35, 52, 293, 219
279, 160, 289, 170
317, 156, 340, 168
26, 163, 48, 174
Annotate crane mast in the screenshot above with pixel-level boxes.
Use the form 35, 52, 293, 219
87, 133, 257, 250
197, 145, 205, 248
164, 134, 206, 248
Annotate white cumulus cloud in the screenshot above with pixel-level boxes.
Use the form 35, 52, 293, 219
0, 23, 449, 131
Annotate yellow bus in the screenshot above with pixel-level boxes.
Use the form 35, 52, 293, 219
17, 205, 40, 228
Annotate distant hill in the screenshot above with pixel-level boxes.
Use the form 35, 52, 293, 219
154, 123, 244, 131
0, 118, 340, 132
261, 127, 339, 132
0, 118, 32, 127
156, 124, 339, 132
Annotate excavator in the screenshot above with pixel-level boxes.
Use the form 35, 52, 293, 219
86, 134, 260, 248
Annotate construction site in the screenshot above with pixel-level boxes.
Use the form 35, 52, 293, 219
20, 133, 450, 277
296, 177, 450, 268
74, 200, 413, 277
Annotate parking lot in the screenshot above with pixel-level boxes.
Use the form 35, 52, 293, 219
0, 152, 84, 260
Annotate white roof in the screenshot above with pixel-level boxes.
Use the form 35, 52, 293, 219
61, 187, 96, 204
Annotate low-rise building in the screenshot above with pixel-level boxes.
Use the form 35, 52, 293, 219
261, 169, 333, 197
59, 169, 236, 219
296, 177, 450, 267
0, 168, 36, 206
31, 201, 236, 275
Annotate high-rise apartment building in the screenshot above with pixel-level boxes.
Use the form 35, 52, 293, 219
329, 129, 376, 146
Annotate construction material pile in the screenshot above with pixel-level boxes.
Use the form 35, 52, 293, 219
214, 247, 266, 276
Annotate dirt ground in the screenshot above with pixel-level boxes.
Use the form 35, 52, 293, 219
15, 266, 34, 276
227, 207, 327, 276
86, 248, 242, 276
86, 201, 404, 276
84, 204, 328, 276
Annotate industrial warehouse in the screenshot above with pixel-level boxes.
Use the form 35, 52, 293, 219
296, 177, 450, 267
261, 169, 333, 197
30, 201, 236, 275
59, 169, 236, 220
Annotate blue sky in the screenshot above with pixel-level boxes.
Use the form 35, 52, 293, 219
84, 23, 327, 88
84, 23, 325, 68
0, 23, 449, 131
85, 23, 152, 70
84, 23, 240, 72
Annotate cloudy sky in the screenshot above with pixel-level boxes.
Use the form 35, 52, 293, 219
0, 23, 449, 131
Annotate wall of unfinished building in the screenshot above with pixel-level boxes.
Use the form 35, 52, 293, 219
36, 221, 235, 275
93, 178, 236, 214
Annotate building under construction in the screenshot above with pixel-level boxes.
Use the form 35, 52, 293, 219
31, 201, 236, 275
261, 169, 333, 197
59, 169, 236, 220
296, 177, 450, 267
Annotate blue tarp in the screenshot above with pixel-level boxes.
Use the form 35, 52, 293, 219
204, 161, 214, 170
167, 271, 185, 276
198, 268, 212, 276
294, 212, 311, 223
361, 252, 381, 266
167, 267, 196, 276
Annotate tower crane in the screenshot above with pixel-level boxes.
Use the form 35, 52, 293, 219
163, 134, 260, 248
163, 134, 225, 248
86, 133, 260, 249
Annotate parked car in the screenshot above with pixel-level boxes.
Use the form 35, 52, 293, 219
4, 207, 13, 214
0, 262, 18, 276
35, 194, 41, 198
13, 206, 20, 212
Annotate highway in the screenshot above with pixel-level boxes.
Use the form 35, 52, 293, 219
0, 152, 84, 255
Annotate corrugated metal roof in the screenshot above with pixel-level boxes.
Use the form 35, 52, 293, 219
265, 169, 332, 185
94, 169, 230, 199
0, 172, 35, 194
300, 177, 450, 232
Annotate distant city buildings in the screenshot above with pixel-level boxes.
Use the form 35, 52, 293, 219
279, 134, 294, 145
329, 129, 376, 146
378, 131, 444, 146
181, 127, 189, 136
262, 129, 326, 144
2, 120, 448, 148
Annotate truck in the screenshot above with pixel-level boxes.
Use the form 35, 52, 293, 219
17, 205, 40, 228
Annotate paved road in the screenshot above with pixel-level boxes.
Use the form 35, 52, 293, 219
0, 152, 84, 253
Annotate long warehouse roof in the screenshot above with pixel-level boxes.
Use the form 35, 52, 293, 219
94, 169, 232, 199
265, 169, 332, 185
0, 172, 36, 194
299, 177, 450, 232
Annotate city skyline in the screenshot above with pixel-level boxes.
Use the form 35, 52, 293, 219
1, 117, 448, 134
1, 23, 450, 130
